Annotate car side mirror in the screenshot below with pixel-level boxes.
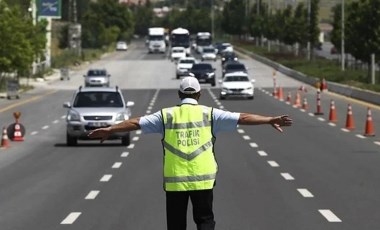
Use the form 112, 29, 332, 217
126, 101, 135, 107
63, 102, 71, 108
83, 75, 86, 77
108, 74, 111, 77
213, 68, 216, 71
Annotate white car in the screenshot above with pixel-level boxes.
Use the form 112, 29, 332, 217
219, 72, 255, 100
176, 57, 197, 79
171, 47, 186, 62
116, 41, 128, 51
201, 47, 217, 61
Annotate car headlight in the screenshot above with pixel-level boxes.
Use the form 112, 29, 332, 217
234, 57, 238, 61
115, 112, 128, 121
67, 110, 80, 121
222, 58, 225, 61
207, 72, 215, 78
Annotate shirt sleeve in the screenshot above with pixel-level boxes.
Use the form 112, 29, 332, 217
212, 108, 240, 135
138, 111, 164, 134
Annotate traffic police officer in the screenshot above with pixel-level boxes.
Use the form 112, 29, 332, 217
88, 77, 293, 230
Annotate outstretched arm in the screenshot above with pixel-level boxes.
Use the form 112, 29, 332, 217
88, 117, 141, 142
238, 113, 292, 132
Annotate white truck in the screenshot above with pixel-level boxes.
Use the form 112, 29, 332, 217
147, 27, 166, 53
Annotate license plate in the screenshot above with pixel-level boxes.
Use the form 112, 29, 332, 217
88, 122, 108, 127
198, 79, 206, 82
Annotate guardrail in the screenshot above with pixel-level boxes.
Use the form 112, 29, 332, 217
235, 47, 380, 106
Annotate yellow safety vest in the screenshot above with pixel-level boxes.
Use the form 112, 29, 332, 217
161, 104, 217, 191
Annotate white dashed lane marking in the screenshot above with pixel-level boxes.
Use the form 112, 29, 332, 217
100, 174, 112, 182
237, 129, 245, 134
121, 152, 129, 157
42, 125, 49, 130
61, 212, 81, 224
249, 143, 258, 148
30, 131, 38, 135
85, 190, 100, 200
257, 150, 268, 156
243, 135, 251, 140
127, 143, 135, 149
133, 136, 139, 141
267, 161, 279, 167
136, 130, 142, 135
281, 173, 295, 180
112, 162, 122, 169
297, 188, 314, 198
319, 209, 342, 222
52, 120, 59, 124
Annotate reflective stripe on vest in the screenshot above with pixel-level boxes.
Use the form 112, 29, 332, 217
162, 105, 217, 191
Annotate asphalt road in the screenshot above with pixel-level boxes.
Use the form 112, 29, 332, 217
0, 40, 379, 230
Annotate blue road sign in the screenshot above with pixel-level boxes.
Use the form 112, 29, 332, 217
37, 0, 61, 18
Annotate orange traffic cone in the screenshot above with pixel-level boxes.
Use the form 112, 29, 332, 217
364, 107, 375, 136
345, 104, 355, 130
277, 87, 284, 101
302, 98, 309, 110
321, 78, 328, 92
12, 123, 24, 141
293, 92, 301, 107
329, 100, 337, 122
314, 90, 324, 115
1, 127, 10, 149
286, 92, 292, 103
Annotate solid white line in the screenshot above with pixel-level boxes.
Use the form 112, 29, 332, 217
328, 123, 336, 127
85, 190, 100, 200
257, 150, 268, 156
317, 117, 325, 122
30, 131, 38, 135
341, 128, 350, 132
267, 161, 279, 167
112, 162, 122, 169
132, 136, 139, 141
121, 152, 129, 157
52, 120, 59, 124
243, 135, 251, 140
127, 143, 135, 149
356, 134, 365, 139
136, 130, 142, 135
319, 209, 342, 222
42, 125, 49, 130
281, 173, 295, 180
61, 212, 81, 224
297, 188, 314, 198
249, 143, 258, 148
237, 129, 245, 134
100, 174, 112, 182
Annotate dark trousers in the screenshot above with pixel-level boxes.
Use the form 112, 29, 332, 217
166, 189, 216, 230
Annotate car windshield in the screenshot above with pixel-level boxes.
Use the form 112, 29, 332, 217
88, 70, 107, 76
73, 92, 123, 108
192, 64, 212, 70
173, 49, 184, 53
225, 76, 249, 82
180, 59, 195, 64
226, 64, 245, 70
203, 48, 214, 53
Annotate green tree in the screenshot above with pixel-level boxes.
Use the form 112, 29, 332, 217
330, 3, 342, 53
81, 0, 134, 48
221, 0, 245, 36
346, 0, 380, 66
0, 2, 46, 76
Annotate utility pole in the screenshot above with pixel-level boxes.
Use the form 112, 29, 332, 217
211, 0, 214, 40
341, 0, 345, 71
307, 0, 311, 61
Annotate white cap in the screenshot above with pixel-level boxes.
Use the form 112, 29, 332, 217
179, 77, 201, 94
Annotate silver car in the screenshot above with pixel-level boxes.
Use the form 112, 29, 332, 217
63, 86, 135, 146
83, 69, 110, 87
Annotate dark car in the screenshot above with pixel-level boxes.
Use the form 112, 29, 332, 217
222, 61, 248, 78
189, 63, 216, 86
221, 51, 238, 66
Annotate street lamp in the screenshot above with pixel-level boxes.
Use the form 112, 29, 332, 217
341, 0, 345, 71
307, 0, 311, 61
211, 0, 214, 40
